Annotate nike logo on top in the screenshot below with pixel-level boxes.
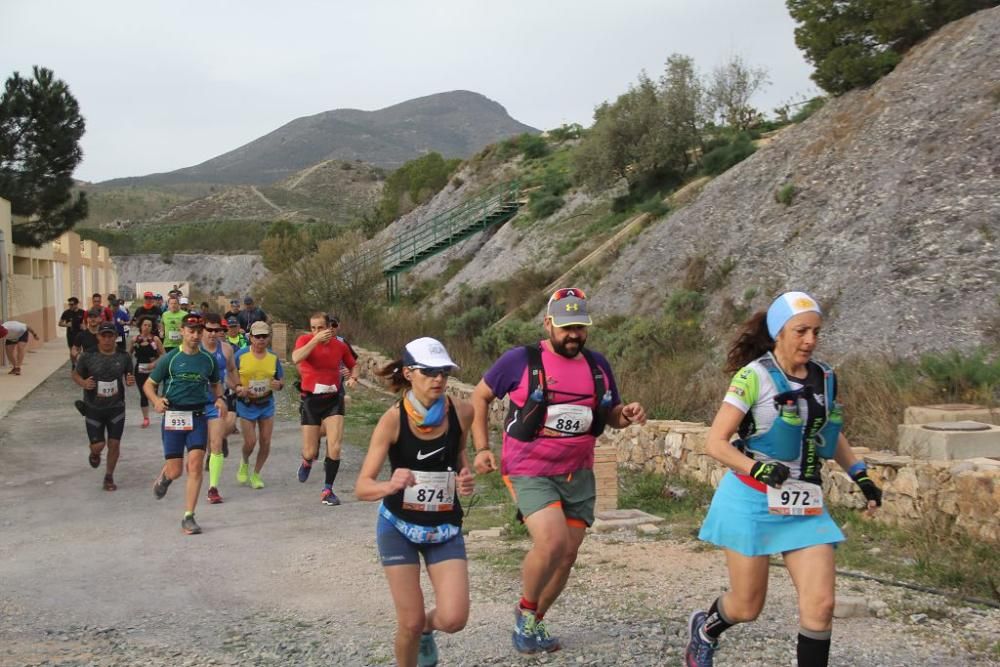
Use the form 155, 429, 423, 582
416, 447, 445, 460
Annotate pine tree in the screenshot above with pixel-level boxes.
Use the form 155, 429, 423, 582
0, 66, 88, 247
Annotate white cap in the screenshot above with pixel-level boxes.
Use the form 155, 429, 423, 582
402, 337, 459, 370
179, 296, 190, 305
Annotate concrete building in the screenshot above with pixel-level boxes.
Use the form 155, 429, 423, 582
1, 197, 118, 349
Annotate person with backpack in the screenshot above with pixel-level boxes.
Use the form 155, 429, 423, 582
683, 292, 883, 667
470, 287, 646, 655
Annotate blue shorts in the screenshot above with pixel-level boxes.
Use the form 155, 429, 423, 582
161, 413, 208, 460
698, 471, 845, 557
204, 402, 220, 420
376, 513, 467, 567
236, 399, 275, 421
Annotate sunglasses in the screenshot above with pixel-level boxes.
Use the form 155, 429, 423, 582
252, 333, 269, 339
413, 367, 450, 378
550, 287, 586, 301
204, 327, 223, 333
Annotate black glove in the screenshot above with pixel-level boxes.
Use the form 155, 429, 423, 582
851, 469, 883, 507
749, 461, 791, 488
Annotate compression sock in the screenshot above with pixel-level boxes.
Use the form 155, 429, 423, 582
796, 628, 832, 667
184, 511, 194, 519
209, 452, 224, 488
518, 598, 538, 613
703, 596, 736, 640
324, 457, 340, 486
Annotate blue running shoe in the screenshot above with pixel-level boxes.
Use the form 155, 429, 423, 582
417, 631, 438, 667
512, 607, 539, 654
297, 459, 312, 483
685, 610, 718, 667
533, 618, 561, 652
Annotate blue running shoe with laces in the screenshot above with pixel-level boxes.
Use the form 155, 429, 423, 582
297, 459, 312, 483
512, 607, 539, 654
685, 610, 718, 667
532, 618, 561, 652
417, 631, 438, 666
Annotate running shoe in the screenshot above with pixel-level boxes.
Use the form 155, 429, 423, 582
297, 459, 312, 483
417, 631, 438, 667
153, 474, 172, 500
533, 618, 561, 653
103, 475, 117, 492
320, 488, 340, 506
249, 472, 265, 489
181, 515, 202, 535
88, 450, 101, 469
141, 416, 150, 428
237, 461, 249, 485
684, 610, 718, 667
207, 486, 223, 504
512, 607, 539, 654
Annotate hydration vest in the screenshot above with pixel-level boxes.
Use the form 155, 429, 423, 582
504, 344, 611, 442
740, 353, 843, 463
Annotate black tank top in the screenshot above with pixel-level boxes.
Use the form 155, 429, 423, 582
134, 335, 160, 366
383, 398, 463, 527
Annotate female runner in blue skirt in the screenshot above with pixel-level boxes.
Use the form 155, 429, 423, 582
684, 292, 883, 667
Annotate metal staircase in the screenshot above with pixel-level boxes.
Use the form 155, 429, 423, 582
351, 181, 523, 299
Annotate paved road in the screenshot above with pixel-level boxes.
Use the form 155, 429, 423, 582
2, 366, 999, 666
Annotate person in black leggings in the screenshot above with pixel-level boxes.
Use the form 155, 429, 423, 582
129, 317, 163, 428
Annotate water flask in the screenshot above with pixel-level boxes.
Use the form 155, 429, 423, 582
600, 390, 613, 408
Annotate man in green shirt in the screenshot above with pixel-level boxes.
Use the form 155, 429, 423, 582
160, 296, 186, 352
144, 313, 223, 535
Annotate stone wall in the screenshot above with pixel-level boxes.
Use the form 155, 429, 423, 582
353, 346, 619, 513
609, 420, 1000, 543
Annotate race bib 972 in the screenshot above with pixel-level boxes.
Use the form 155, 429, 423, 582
767, 480, 823, 516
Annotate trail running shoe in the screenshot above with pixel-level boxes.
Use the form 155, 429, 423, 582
88, 450, 101, 469
320, 488, 340, 506
207, 486, 223, 504
103, 475, 117, 492
250, 472, 264, 489
512, 607, 539, 654
237, 461, 249, 485
685, 610, 718, 667
297, 459, 312, 483
153, 474, 172, 500
181, 515, 202, 535
417, 631, 438, 667
533, 618, 561, 653
141, 417, 150, 428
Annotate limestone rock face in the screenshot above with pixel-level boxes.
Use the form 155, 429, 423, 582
586, 7, 1000, 357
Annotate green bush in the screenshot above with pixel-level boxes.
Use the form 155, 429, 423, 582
701, 133, 756, 175
529, 194, 565, 219
474, 318, 540, 358
791, 96, 826, 123
519, 134, 550, 160
445, 306, 496, 339
919, 349, 1000, 403
775, 183, 797, 206
547, 123, 583, 142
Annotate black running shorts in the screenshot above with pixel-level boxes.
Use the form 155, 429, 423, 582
84, 406, 126, 443
299, 392, 343, 425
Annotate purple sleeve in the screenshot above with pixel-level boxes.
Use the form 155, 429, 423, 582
482, 347, 530, 400
591, 351, 622, 407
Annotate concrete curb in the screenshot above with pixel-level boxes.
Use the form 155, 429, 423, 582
0, 339, 72, 421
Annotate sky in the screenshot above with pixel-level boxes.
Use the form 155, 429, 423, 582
1, 0, 819, 183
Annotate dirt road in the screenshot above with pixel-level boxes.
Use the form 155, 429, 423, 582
2, 368, 998, 666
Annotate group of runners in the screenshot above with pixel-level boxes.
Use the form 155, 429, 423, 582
62, 284, 882, 667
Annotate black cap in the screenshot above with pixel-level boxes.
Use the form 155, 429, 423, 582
182, 313, 205, 328
97, 321, 117, 334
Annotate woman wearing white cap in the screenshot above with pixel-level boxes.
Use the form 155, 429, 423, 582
355, 337, 475, 667
683, 292, 883, 667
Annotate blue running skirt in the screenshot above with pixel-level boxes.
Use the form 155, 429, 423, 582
698, 471, 845, 556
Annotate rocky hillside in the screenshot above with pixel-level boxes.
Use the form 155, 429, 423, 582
100, 91, 538, 187
114, 254, 268, 297
370, 7, 1000, 359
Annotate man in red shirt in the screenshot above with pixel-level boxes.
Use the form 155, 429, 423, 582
92, 293, 114, 322
292, 312, 359, 506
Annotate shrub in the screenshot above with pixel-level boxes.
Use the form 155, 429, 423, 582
775, 183, 797, 206
919, 349, 1000, 403
445, 306, 495, 339
529, 194, 565, 219
519, 133, 550, 160
474, 318, 540, 358
701, 132, 756, 175
791, 96, 826, 123
547, 123, 583, 142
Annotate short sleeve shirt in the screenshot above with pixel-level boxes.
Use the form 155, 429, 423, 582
76, 351, 133, 409
294, 334, 355, 393
148, 347, 220, 410
2, 321, 27, 341
73, 330, 100, 353
161, 310, 186, 348
60, 309, 85, 336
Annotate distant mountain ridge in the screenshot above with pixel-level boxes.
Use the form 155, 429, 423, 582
101, 91, 538, 187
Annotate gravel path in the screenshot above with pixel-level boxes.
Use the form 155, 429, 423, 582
2, 368, 998, 666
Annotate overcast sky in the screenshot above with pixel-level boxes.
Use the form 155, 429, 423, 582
1, 0, 818, 183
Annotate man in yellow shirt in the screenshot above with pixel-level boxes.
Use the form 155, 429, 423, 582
233, 321, 284, 489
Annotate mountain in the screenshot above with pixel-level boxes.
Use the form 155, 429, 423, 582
100, 91, 538, 187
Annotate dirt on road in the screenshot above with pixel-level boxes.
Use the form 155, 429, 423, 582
1, 368, 998, 666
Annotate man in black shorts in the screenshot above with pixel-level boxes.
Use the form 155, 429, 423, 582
59, 297, 86, 367
72, 321, 135, 491
73, 308, 103, 363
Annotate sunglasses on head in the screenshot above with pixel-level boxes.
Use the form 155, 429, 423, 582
412, 367, 450, 378
252, 333, 269, 339
551, 287, 586, 301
